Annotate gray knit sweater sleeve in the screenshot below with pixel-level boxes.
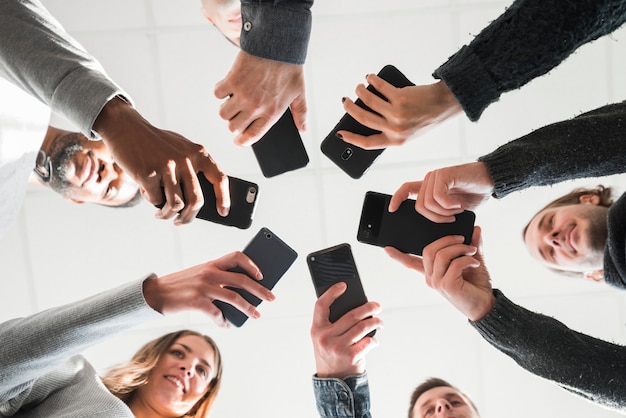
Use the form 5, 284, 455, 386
472, 290, 626, 413
0, 277, 161, 407
433, 0, 626, 121
0, 0, 131, 139
478, 101, 626, 199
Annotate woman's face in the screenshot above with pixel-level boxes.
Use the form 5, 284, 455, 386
134, 335, 218, 416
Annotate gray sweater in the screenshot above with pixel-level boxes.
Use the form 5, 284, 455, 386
0, 278, 161, 417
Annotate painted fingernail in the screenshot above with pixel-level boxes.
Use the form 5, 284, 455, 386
341, 97, 347, 103
335, 132, 343, 139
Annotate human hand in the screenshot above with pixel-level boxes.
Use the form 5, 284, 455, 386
93, 97, 229, 225
389, 162, 495, 223
384, 226, 495, 321
142, 251, 275, 328
338, 77, 462, 149
215, 50, 307, 146
310, 282, 383, 379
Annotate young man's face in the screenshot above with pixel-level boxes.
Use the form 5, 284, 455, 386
49, 133, 139, 207
201, 0, 242, 46
524, 201, 608, 274
410, 386, 479, 418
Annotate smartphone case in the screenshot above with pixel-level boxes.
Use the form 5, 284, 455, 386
321, 65, 415, 179
307, 243, 374, 336
196, 174, 258, 229
357, 191, 476, 255
213, 227, 298, 327
252, 108, 309, 178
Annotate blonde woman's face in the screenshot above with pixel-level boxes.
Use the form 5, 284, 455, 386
135, 335, 218, 416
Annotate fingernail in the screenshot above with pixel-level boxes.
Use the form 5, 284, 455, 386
335, 132, 343, 140
341, 97, 347, 103
256, 271, 263, 280
253, 310, 261, 319
267, 291, 275, 301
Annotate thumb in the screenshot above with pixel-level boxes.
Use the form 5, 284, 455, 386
290, 94, 308, 131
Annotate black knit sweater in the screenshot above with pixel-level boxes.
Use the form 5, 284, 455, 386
434, 0, 626, 121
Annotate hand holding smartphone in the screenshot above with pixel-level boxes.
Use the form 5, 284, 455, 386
252, 108, 309, 178
213, 227, 298, 327
321, 65, 415, 179
307, 243, 375, 337
357, 191, 475, 255
156, 173, 258, 229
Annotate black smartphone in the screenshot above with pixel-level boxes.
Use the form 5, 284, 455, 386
252, 108, 309, 178
357, 191, 476, 255
307, 243, 374, 336
155, 173, 258, 229
321, 65, 415, 179
213, 227, 298, 327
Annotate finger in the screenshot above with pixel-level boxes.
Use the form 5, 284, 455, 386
214, 77, 233, 100
389, 181, 421, 212
365, 73, 398, 102
429, 240, 477, 283
334, 303, 383, 338
290, 94, 308, 131
234, 115, 275, 147
197, 300, 231, 328
175, 160, 204, 224
417, 172, 456, 223
338, 130, 390, 150
384, 246, 424, 273
197, 155, 230, 217
140, 175, 166, 206
218, 96, 241, 122
313, 282, 348, 326
343, 97, 386, 132
157, 163, 185, 220
354, 82, 390, 116
212, 286, 262, 320
422, 235, 466, 277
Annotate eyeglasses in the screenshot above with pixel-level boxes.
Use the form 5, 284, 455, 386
33, 149, 52, 183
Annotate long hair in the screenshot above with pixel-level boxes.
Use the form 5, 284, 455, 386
101, 330, 223, 417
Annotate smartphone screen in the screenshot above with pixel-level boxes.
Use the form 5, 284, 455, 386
307, 243, 374, 336
214, 227, 298, 327
357, 191, 475, 255
252, 108, 309, 178
155, 173, 258, 229
320, 65, 415, 179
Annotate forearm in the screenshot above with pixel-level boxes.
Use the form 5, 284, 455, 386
434, 0, 626, 120
472, 290, 626, 412
313, 373, 372, 418
478, 101, 626, 198
240, 0, 313, 64
0, 277, 161, 400
0, 0, 131, 138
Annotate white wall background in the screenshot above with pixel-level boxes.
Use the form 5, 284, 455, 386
1, 1, 626, 417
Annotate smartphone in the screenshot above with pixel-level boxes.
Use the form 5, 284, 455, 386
357, 191, 476, 255
252, 108, 309, 178
321, 65, 415, 179
213, 227, 298, 327
307, 243, 374, 336
155, 173, 258, 229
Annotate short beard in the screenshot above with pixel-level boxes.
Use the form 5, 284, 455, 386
48, 135, 83, 197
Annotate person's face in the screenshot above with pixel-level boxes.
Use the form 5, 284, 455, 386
524, 200, 608, 274
50, 133, 139, 206
411, 386, 479, 418
136, 335, 218, 416
201, 0, 242, 46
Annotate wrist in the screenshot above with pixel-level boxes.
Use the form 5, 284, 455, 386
142, 276, 164, 314
434, 80, 462, 118
468, 293, 496, 322
92, 95, 136, 139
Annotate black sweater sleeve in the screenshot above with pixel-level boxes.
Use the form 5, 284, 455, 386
472, 290, 626, 412
434, 0, 626, 121
477, 101, 626, 198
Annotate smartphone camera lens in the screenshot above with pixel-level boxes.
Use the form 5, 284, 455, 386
265, 232, 272, 240
341, 147, 353, 161
363, 229, 371, 239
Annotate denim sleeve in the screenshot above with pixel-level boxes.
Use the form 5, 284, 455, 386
312, 373, 372, 418
240, 0, 313, 64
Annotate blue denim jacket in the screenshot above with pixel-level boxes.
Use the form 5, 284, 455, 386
240, 0, 313, 64
312, 373, 372, 418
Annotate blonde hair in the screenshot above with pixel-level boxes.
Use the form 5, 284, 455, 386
101, 330, 223, 417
